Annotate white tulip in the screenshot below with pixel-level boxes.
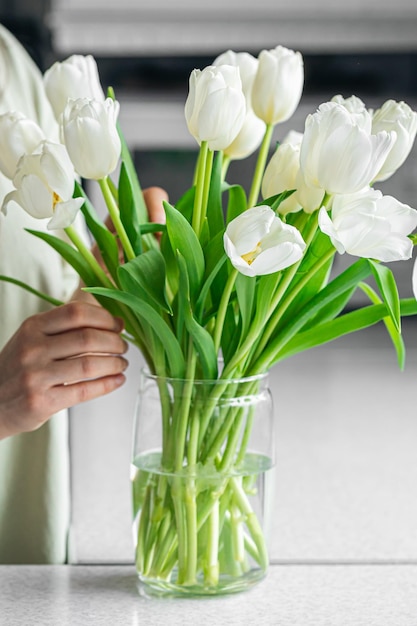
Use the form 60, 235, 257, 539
252, 45, 304, 126
412, 257, 417, 300
213, 50, 258, 100
185, 64, 246, 151
331, 94, 372, 131
261, 141, 302, 215
43, 54, 105, 120
2, 141, 83, 229
262, 132, 324, 214
300, 101, 396, 194
224, 110, 266, 160
371, 99, 417, 182
61, 97, 121, 180
318, 187, 417, 262
224, 205, 306, 277
214, 50, 265, 159
0, 111, 45, 179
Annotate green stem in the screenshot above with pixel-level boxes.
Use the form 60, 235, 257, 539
247, 124, 274, 208
192, 141, 209, 237
98, 177, 135, 261
204, 499, 220, 586
201, 147, 214, 230
229, 477, 268, 570
65, 225, 114, 288
251, 250, 336, 374
174, 346, 197, 472
221, 153, 231, 183
213, 268, 238, 353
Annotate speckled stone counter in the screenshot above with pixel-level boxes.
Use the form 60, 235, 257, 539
2, 564, 417, 626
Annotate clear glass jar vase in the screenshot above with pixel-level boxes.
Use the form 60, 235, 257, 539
131, 370, 275, 597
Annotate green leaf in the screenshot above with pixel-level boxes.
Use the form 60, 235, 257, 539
368, 259, 401, 332
275, 229, 335, 331
195, 253, 227, 322
139, 223, 166, 236
260, 190, 296, 212
359, 281, 405, 369
226, 184, 247, 223
235, 272, 256, 338
118, 249, 171, 314
74, 181, 120, 282
256, 258, 373, 369
302, 286, 356, 330
175, 186, 195, 223
164, 201, 205, 298
26, 229, 97, 286
86, 286, 185, 378
277, 303, 389, 361
177, 252, 218, 379
0, 275, 64, 307
118, 162, 143, 255
26, 228, 123, 317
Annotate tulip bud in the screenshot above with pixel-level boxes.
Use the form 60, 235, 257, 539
371, 99, 417, 182
261, 132, 324, 214
262, 141, 302, 215
0, 111, 45, 179
213, 50, 258, 100
224, 205, 306, 277
318, 187, 417, 262
300, 102, 396, 195
2, 141, 83, 229
61, 97, 121, 180
184, 65, 246, 151
252, 46, 304, 126
214, 50, 266, 160
44, 54, 105, 120
331, 94, 372, 131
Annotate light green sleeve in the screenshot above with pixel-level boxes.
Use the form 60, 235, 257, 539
0, 24, 75, 563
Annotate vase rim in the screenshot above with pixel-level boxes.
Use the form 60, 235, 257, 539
140, 368, 269, 385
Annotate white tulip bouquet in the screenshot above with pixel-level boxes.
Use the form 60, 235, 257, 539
1, 45, 417, 593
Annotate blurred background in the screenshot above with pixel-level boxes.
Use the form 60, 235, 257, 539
2, 0, 417, 565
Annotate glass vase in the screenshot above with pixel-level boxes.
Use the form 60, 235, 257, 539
131, 370, 275, 597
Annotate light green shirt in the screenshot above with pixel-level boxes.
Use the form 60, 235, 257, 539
0, 24, 81, 563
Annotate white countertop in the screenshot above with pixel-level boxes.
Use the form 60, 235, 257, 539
2, 563, 417, 626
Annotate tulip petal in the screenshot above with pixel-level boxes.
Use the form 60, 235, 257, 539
48, 197, 84, 230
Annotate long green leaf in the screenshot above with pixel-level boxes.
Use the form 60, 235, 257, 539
74, 181, 120, 282
177, 253, 218, 379
368, 259, 401, 332
226, 184, 247, 223
164, 201, 205, 298
26, 229, 97, 286
118, 249, 171, 314
275, 229, 335, 331
118, 162, 143, 255
276, 303, 389, 361
86, 286, 185, 378
0, 275, 63, 306
26, 229, 123, 317
359, 281, 405, 369
256, 258, 373, 369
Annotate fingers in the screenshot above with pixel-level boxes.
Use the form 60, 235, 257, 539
143, 186, 168, 224
45, 327, 128, 361
34, 301, 124, 336
49, 372, 127, 409
44, 352, 129, 387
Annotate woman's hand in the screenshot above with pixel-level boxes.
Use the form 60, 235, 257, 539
0, 301, 128, 439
